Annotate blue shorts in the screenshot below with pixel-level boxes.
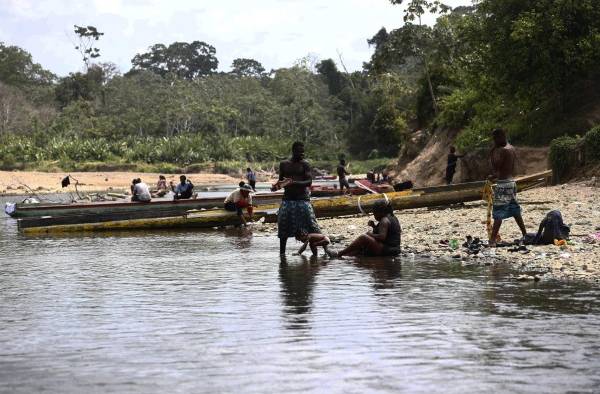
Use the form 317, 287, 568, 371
277, 200, 321, 239
493, 200, 522, 220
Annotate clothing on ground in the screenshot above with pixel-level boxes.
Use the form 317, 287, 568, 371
133, 182, 151, 202
277, 200, 320, 239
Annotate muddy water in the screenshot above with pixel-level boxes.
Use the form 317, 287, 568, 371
0, 202, 599, 393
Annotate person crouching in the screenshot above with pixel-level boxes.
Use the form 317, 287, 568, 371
224, 183, 254, 226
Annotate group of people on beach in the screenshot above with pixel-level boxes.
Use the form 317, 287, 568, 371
130, 175, 195, 202
130, 127, 526, 258
265, 128, 526, 257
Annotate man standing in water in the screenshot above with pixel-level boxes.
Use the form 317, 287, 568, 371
488, 128, 527, 246
272, 141, 321, 255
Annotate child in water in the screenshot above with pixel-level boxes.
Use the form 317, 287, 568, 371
295, 230, 332, 256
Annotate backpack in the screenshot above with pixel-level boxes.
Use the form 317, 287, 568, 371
533, 210, 570, 245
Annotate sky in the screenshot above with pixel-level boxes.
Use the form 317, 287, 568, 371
1, 0, 471, 77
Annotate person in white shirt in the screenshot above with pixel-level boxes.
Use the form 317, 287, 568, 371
131, 178, 151, 202
224, 183, 254, 225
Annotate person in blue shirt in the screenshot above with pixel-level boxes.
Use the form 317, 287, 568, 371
246, 167, 257, 191
170, 175, 194, 200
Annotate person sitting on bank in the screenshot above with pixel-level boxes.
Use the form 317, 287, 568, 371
151, 175, 168, 198
246, 167, 257, 191
224, 183, 255, 226
170, 175, 194, 200
329, 200, 401, 258
295, 230, 332, 256
337, 159, 351, 193
131, 178, 151, 202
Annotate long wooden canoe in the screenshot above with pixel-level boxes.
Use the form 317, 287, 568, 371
18, 171, 551, 234
7, 192, 283, 218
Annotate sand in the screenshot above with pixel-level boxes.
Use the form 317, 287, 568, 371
0, 171, 241, 194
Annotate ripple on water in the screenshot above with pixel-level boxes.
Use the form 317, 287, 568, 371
0, 220, 599, 393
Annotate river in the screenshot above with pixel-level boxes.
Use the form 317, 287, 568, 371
1, 199, 599, 393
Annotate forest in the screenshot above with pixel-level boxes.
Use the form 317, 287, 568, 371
1, 0, 600, 173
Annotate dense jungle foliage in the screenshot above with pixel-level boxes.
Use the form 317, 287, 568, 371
1, 0, 600, 172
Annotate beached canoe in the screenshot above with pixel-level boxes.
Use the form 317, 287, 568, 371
18, 171, 551, 234
6, 192, 283, 218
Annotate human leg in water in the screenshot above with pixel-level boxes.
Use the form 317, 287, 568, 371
280, 237, 288, 255
332, 234, 384, 258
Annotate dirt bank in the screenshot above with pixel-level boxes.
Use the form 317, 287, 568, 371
256, 182, 599, 282
0, 171, 240, 195
394, 129, 550, 187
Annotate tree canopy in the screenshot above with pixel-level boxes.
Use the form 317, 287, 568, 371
130, 41, 219, 79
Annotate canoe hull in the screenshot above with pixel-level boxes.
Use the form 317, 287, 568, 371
18, 171, 552, 234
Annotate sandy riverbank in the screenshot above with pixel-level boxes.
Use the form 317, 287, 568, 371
0, 171, 241, 195
256, 182, 599, 282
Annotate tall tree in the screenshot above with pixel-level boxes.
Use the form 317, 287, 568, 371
0, 43, 56, 86
130, 41, 218, 79
73, 25, 104, 69
230, 58, 265, 78
389, 0, 450, 115
316, 59, 344, 96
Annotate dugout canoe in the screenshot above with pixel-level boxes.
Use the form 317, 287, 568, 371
18, 171, 551, 234
7, 192, 283, 219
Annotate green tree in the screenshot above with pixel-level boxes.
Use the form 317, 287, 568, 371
0, 42, 56, 86
230, 58, 266, 78
388, 0, 450, 115
316, 59, 344, 96
73, 25, 104, 69
130, 41, 219, 79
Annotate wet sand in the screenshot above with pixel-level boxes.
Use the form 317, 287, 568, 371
0, 171, 240, 194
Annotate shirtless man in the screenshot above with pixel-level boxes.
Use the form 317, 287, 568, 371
272, 141, 321, 254
488, 128, 527, 246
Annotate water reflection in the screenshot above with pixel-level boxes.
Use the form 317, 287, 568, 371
1, 213, 600, 393
278, 255, 324, 330
352, 257, 402, 290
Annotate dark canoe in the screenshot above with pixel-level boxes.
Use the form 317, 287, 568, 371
8, 192, 283, 218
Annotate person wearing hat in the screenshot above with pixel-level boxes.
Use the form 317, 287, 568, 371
224, 183, 255, 226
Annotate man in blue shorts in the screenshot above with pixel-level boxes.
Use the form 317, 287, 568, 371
272, 141, 321, 255
488, 128, 527, 246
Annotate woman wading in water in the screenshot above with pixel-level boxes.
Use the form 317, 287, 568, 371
329, 201, 401, 258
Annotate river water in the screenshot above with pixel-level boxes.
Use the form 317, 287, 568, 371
1, 199, 599, 393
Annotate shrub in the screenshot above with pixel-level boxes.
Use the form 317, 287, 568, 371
436, 89, 478, 129
549, 135, 581, 183
584, 125, 600, 162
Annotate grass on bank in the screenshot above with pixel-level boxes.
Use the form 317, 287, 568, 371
1, 158, 395, 178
